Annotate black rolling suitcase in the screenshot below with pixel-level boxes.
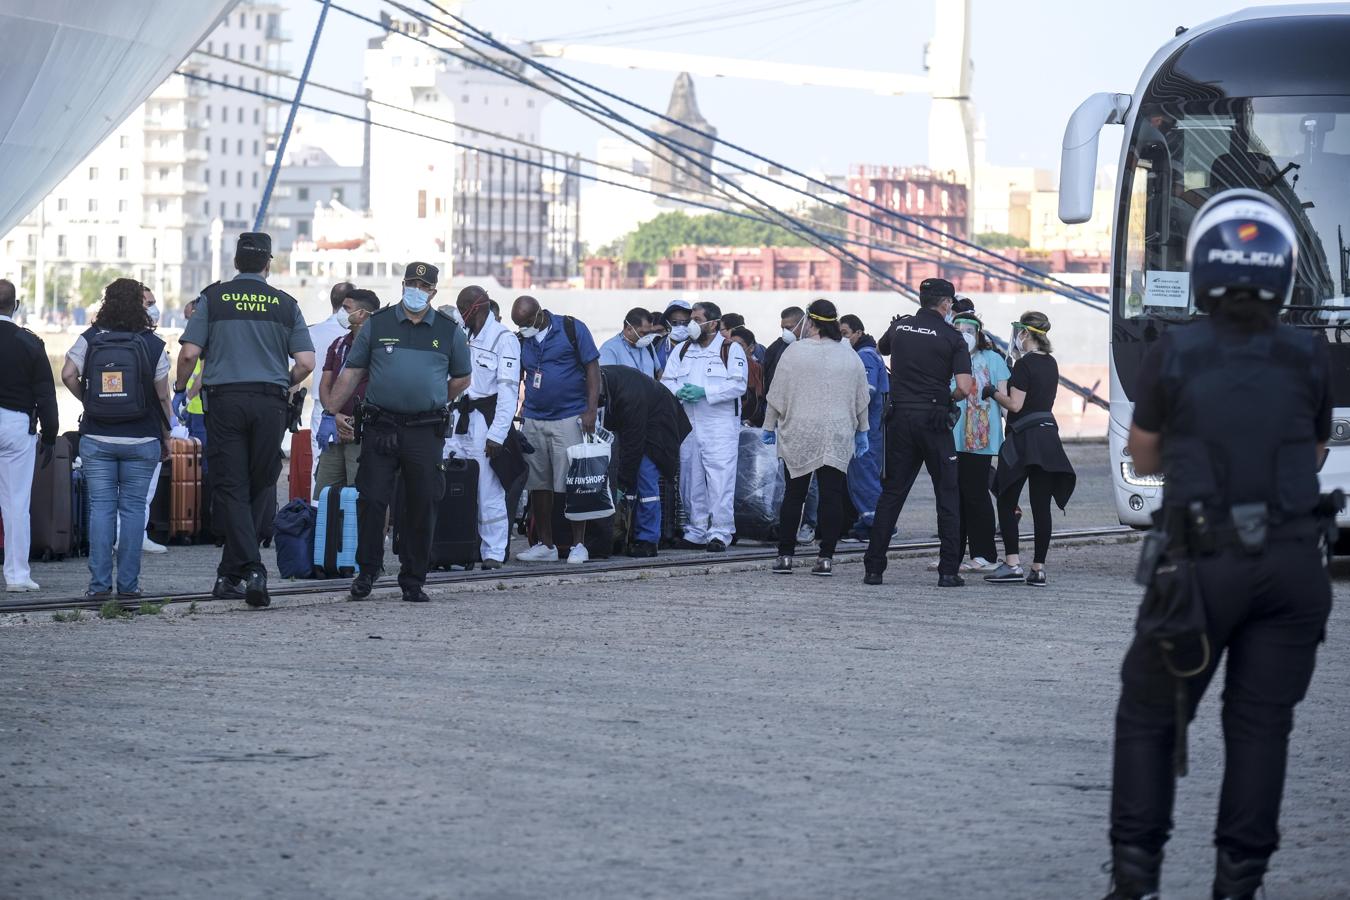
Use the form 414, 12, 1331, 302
428, 456, 480, 570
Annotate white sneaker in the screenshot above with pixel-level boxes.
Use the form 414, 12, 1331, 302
969, 556, 1000, 573
516, 542, 557, 562
142, 537, 168, 554
796, 524, 816, 544
567, 544, 589, 565
5, 580, 41, 592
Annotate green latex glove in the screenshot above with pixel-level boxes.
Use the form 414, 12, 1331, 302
677, 384, 707, 403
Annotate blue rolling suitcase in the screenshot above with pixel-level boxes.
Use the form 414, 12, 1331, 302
313, 486, 358, 578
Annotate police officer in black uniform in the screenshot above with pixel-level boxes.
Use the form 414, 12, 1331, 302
1103, 191, 1335, 900
863, 277, 974, 587
176, 233, 315, 608
324, 263, 471, 603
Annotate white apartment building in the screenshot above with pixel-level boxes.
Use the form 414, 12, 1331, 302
271, 144, 364, 252
0, 3, 285, 314
334, 11, 579, 285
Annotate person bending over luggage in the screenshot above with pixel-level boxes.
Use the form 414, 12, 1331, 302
598, 365, 692, 557
763, 299, 870, 576
315, 288, 380, 495
61, 278, 173, 601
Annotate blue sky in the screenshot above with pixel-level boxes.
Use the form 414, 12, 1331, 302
281, 0, 1312, 175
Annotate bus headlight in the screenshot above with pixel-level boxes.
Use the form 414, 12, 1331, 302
1121, 462, 1164, 487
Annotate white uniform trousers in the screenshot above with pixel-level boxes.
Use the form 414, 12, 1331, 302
0, 408, 38, 586
448, 411, 509, 563
678, 414, 738, 545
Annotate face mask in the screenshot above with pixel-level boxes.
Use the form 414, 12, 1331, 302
669, 324, 692, 343
944, 310, 955, 325
781, 328, 797, 346
336, 308, 351, 329
635, 333, 656, 349
402, 286, 430, 312
146, 304, 160, 327
519, 326, 539, 339
962, 331, 976, 353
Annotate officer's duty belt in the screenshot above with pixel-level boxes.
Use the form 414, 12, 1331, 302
205, 382, 287, 399
363, 403, 448, 428
890, 398, 946, 409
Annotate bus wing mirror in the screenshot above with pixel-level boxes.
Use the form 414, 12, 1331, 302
1059, 92, 1132, 224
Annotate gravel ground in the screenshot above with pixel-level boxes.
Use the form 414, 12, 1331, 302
0, 535, 1346, 900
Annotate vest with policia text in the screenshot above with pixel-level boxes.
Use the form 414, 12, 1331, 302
1157, 319, 1325, 521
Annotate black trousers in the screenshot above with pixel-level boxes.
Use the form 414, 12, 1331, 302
1109, 540, 1331, 860
204, 388, 287, 580
355, 420, 444, 591
997, 469, 1054, 563
864, 408, 960, 576
777, 466, 846, 558
956, 452, 997, 562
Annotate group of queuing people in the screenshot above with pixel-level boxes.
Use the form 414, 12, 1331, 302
0, 241, 1073, 598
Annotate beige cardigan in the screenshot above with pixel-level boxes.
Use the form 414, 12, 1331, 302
762, 337, 870, 479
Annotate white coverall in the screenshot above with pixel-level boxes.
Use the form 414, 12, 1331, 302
661, 333, 747, 545
0, 407, 38, 586
447, 316, 521, 563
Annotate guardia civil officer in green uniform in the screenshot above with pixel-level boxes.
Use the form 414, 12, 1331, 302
324, 262, 471, 603
176, 233, 315, 608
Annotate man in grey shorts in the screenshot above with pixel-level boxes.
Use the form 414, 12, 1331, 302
511, 295, 601, 564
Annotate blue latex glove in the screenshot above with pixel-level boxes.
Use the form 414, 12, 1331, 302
316, 414, 339, 447
677, 384, 707, 403
172, 390, 188, 422
761, 430, 776, 445
854, 431, 870, 459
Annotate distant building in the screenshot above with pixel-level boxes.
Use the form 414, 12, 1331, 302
351, 12, 579, 285
649, 73, 718, 200
0, 2, 285, 308
271, 145, 363, 252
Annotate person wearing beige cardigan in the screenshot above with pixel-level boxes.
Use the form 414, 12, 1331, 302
762, 299, 871, 576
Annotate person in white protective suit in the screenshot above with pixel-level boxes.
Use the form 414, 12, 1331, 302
660, 300, 747, 552
445, 285, 522, 569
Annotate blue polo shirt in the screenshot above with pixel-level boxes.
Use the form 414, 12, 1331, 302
519, 311, 600, 421
599, 332, 658, 378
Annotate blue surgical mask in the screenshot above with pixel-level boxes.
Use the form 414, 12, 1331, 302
402, 285, 430, 312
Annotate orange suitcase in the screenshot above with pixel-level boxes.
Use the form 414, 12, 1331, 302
289, 429, 312, 504
169, 437, 203, 543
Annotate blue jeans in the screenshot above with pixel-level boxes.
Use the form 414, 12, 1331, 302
83, 438, 160, 594
634, 456, 662, 543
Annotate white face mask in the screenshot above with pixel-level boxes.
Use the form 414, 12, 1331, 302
669, 323, 692, 343
519, 326, 539, 339
146, 304, 160, 327
962, 331, 976, 353
335, 308, 351, 330
635, 333, 656, 349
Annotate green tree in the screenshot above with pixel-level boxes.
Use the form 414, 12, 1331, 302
77, 267, 127, 308
974, 231, 1029, 249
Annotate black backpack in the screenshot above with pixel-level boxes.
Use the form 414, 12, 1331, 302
81, 331, 155, 424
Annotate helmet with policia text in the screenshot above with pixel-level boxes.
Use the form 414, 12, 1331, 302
1186, 188, 1298, 313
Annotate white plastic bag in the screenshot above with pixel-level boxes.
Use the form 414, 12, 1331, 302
564, 432, 615, 522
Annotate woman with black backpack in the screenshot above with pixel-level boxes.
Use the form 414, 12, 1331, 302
61, 278, 172, 601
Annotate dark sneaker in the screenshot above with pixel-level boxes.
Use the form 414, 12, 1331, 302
211, 577, 245, 601
862, 570, 883, 586
243, 571, 270, 608
706, 539, 727, 553
675, 538, 708, 551
402, 588, 431, 603
116, 591, 144, 602
84, 589, 114, 602
1026, 569, 1048, 587
626, 541, 658, 558
480, 558, 504, 570
350, 571, 376, 600
811, 558, 833, 577
984, 562, 1026, 584
772, 555, 793, 574
937, 574, 966, 587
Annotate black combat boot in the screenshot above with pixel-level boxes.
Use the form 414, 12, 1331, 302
1212, 848, 1267, 900
1102, 843, 1162, 900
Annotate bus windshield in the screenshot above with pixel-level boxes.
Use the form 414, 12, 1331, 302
1117, 97, 1350, 324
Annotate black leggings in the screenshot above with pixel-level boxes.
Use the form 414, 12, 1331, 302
997, 469, 1053, 565
956, 453, 997, 562
778, 466, 846, 558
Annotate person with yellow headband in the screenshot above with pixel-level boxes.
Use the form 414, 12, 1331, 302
983, 310, 1076, 586
762, 298, 870, 576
